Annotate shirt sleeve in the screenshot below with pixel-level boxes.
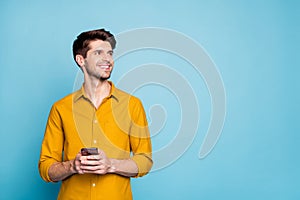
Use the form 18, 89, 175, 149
129, 98, 153, 177
38, 104, 64, 182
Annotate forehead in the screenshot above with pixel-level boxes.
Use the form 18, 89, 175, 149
88, 40, 112, 51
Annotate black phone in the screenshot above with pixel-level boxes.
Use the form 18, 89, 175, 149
81, 147, 98, 156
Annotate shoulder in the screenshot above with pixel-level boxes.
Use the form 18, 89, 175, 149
113, 87, 147, 119
51, 90, 78, 110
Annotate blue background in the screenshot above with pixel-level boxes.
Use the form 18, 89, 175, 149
1, 0, 299, 199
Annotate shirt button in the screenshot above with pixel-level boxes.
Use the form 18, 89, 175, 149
92, 183, 96, 187
93, 140, 97, 144
94, 120, 97, 123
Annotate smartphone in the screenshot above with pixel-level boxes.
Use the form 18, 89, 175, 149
81, 147, 98, 156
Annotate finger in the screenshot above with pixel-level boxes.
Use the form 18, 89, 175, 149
86, 155, 101, 160
75, 164, 84, 174
81, 165, 104, 171
80, 155, 100, 163
83, 169, 108, 175
81, 160, 102, 166
97, 149, 107, 158
82, 163, 110, 171
75, 152, 82, 160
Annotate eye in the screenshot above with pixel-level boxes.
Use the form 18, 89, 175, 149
94, 50, 101, 55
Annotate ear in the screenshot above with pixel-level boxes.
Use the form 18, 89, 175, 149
75, 55, 85, 68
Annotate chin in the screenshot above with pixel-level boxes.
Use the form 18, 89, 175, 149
100, 76, 111, 81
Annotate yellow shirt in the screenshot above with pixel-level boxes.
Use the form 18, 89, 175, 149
38, 82, 153, 200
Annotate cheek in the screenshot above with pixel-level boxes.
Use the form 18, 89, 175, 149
86, 58, 98, 65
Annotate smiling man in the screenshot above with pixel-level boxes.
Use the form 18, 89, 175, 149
38, 28, 153, 200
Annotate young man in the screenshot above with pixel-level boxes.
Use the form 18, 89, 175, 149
39, 28, 153, 200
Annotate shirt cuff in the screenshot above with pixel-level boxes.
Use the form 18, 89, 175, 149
131, 153, 153, 177
38, 159, 57, 182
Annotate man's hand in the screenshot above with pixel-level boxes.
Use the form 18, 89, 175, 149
77, 149, 112, 175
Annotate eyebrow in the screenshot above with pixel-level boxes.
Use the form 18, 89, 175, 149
92, 49, 114, 54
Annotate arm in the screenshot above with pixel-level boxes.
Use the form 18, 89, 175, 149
47, 150, 142, 179
129, 98, 153, 177
109, 158, 138, 177
47, 153, 86, 182
48, 160, 76, 182
38, 105, 65, 182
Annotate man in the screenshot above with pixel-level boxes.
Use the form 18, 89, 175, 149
38, 28, 153, 200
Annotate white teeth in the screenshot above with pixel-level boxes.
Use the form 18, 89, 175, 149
100, 65, 109, 69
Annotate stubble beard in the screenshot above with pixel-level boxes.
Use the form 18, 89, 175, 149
85, 62, 112, 81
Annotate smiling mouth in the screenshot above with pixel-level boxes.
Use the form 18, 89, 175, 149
98, 65, 111, 70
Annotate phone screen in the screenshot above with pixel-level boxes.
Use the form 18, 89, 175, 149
81, 147, 98, 156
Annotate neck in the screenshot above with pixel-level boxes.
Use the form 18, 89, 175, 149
83, 75, 111, 108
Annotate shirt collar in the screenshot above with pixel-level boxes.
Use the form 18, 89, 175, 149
73, 81, 119, 103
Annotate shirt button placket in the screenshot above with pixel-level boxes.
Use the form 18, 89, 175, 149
92, 114, 98, 147
91, 179, 97, 199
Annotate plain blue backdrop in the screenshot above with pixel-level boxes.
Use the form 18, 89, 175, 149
1, 0, 299, 199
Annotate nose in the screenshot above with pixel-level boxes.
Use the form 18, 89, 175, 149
101, 53, 112, 63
